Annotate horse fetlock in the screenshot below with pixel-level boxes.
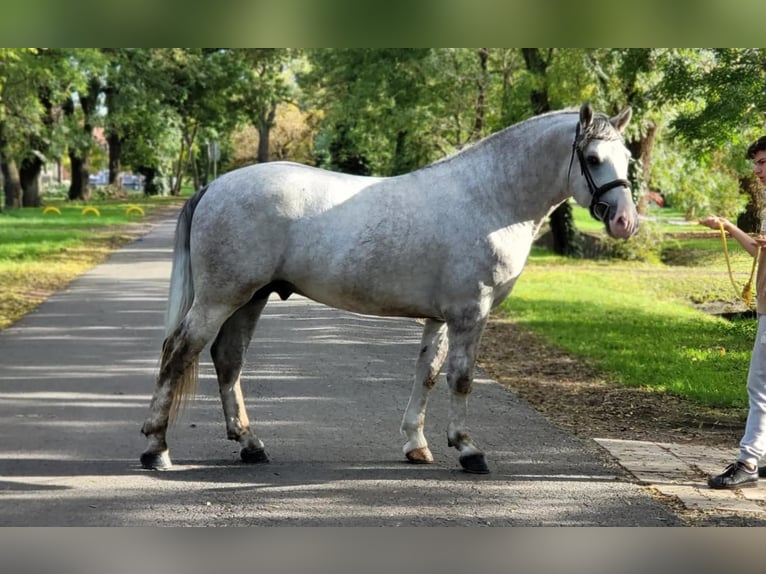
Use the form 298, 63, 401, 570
227, 427, 247, 441
447, 430, 471, 450
140, 418, 167, 437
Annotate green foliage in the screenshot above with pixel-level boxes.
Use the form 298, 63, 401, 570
300, 49, 439, 175
662, 49, 766, 150
599, 220, 666, 263
497, 250, 758, 408
651, 141, 747, 219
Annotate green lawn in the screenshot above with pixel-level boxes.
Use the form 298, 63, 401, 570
0, 194, 187, 329
496, 205, 759, 408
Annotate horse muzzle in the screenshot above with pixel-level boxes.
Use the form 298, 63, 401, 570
607, 208, 639, 239
591, 186, 638, 239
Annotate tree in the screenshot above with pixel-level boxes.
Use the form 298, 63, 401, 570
64, 65, 105, 202
147, 49, 245, 194
234, 49, 292, 164
302, 49, 496, 176
661, 49, 766, 231
101, 49, 180, 195
0, 49, 90, 207
0, 49, 68, 208
0, 49, 32, 209
302, 49, 432, 175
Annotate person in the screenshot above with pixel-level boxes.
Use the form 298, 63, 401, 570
699, 135, 766, 488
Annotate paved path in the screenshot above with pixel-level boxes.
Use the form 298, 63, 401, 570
599, 439, 766, 518
0, 212, 752, 526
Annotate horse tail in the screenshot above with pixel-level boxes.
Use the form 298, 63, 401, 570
164, 185, 209, 424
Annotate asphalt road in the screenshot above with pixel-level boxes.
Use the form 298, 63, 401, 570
0, 213, 682, 526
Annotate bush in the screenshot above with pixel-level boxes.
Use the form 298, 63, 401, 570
599, 221, 665, 263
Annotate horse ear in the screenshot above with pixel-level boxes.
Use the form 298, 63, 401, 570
579, 102, 593, 130
610, 106, 632, 133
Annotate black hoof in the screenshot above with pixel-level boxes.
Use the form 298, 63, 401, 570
241, 446, 269, 464
459, 452, 490, 474
140, 450, 172, 470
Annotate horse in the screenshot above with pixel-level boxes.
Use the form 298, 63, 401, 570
140, 102, 637, 474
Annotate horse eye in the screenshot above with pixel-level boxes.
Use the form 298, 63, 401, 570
587, 155, 600, 166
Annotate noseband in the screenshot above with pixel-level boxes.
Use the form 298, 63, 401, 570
568, 123, 631, 222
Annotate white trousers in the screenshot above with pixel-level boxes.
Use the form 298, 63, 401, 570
740, 315, 766, 466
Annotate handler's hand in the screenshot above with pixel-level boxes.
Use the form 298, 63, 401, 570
698, 215, 727, 230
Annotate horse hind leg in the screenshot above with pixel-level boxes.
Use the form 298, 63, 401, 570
210, 295, 270, 464
400, 319, 449, 464
140, 302, 234, 469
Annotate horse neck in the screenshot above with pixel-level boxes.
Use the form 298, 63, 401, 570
428, 112, 577, 223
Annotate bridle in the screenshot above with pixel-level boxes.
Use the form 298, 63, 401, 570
567, 123, 631, 223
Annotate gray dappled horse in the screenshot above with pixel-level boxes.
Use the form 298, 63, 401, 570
140, 102, 637, 473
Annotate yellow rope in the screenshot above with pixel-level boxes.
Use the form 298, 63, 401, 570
718, 221, 760, 307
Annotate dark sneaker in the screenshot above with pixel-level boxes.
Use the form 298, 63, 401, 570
708, 461, 758, 489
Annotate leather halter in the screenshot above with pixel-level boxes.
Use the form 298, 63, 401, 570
567, 123, 631, 222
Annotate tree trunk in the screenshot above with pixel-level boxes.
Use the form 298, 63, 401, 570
19, 155, 43, 207
738, 174, 761, 234
521, 48, 551, 115
107, 130, 122, 188
391, 130, 414, 175
257, 124, 270, 163
191, 147, 200, 191
172, 137, 185, 196
550, 202, 582, 257
472, 48, 489, 140
138, 166, 162, 196
629, 121, 657, 215
68, 151, 91, 201
173, 123, 198, 196
256, 101, 277, 164
2, 159, 22, 209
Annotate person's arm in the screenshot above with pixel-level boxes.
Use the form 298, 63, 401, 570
698, 215, 760, 257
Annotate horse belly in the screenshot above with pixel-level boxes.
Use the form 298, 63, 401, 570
285, 256, 440, 319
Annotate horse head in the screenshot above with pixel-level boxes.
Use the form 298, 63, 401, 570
569, 102, 638, 239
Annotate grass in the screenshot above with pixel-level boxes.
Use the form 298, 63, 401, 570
494, 203, 760, 409
0, 193, 188, 330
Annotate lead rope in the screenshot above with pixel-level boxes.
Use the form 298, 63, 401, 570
718, 220, 760, 307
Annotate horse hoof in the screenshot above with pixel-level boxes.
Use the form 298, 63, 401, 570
405, 446, 434, 464
241, 446, 269, 464
459, 452, 490, 474
140, 450, 172, 470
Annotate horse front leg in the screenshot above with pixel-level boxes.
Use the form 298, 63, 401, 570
211, 297, 269, 464
401, 319, 449, 463
445, 312, 490, 474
